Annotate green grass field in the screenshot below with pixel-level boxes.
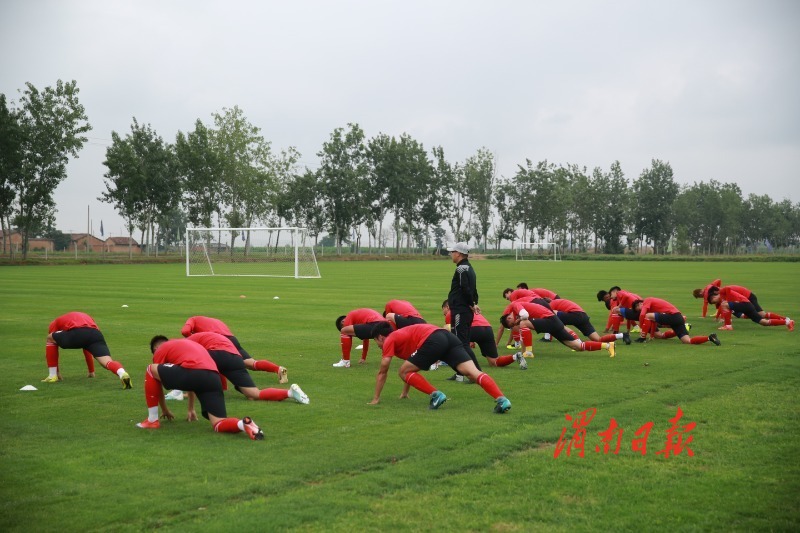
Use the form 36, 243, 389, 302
1, 260, 798, 532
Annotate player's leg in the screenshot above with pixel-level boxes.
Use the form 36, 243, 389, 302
442, 334, 510, 413
43, 332, 61, 382
137, 364, 167, 428
84, 330, 130, 388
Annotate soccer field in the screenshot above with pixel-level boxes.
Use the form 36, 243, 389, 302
1, 260, 798, 532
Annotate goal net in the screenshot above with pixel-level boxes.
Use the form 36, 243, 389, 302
186, 227, 321, 278
516, 242, 562, 261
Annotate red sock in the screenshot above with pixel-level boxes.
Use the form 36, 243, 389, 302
764, 312, 785, 320
45, 343, 59, 367
213, 418, 241, 434
340, 335, 352, 360
106, 360, 122, 374
220, 375, 228, 391
626, 320, 636, 331
568, 329, 579, 339
722, 311, 732, 326
476, 373, 503, 399
494, 355, 514, 367
512, 331, 520, 343
690, 336, 709, 345
767, 318, 785, 326
258, 388, 289, 401
404, 371, 436, 394
144, 369, 162, 408
580, 341, 602, 352
599, 334, 617, 342
610, 314, 623, 332
605, 312, 614, 331
361, 339, 370, 359
253, 360, 279, 373
521, 328, 532, 347
662, 331, 677, 339
83, 350, 96, 373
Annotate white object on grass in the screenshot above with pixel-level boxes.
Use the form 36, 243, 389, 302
165, 390, 184, 401
273, 296, 280, 299
121, 304, 129, 308
355, 344, 363, 350
20, 385, 38, 391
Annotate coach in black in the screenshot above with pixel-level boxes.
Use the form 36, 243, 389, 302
447, 242, 482, 378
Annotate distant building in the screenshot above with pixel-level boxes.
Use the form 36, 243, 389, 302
1, 230, 55, 253
105, 236, 142, 254
69, 233, 106, 253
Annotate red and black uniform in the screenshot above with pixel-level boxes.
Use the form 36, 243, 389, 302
510, 301, 574, 343
548, 298, 599, 338
716, 286, 765, 324
638, 298, 690, 339
340, 308, 388, 361
529, 288, 559, 300
49, 311, 110, 357
700, 279, 722, 317
384, 300, 426, 328
181, 316, 251, 359
187, 332, 256, 391
445, 310, 498, 359
506, 289, 539, 302
152, 339, 227, 419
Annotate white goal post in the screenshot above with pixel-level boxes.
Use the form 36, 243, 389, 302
186, 227, 321, 278
516, 242, 562, 261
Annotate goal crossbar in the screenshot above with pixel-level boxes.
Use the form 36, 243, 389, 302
516, 242, 562, 261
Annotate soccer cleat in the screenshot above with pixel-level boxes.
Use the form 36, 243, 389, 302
635, 337, 647, 343
429, 390, 447, 410
516, 352, 528, 370
631, 325, 641, 333
278, 366, 288, 384
538, 337, 551, 343
709, 333, 721, 346
523, 350, 534, 359
446, 373, 459, 381
505, 344, 516, 350
455, 374, 467, 383
332, 359, 350, 368
622, 332, 632, 345
136, 419, 160, 429
685, 323, 692, 331
120, 372, 132, 389
289, 384, 310, 405
165, 389, 184, 401
429, 362, 440, 370
493, 396, 512, 414
242, 416, 264, 440
607, 342, 616, 358
718, 324, 733, 331
40, 375, 61, 383
788, 319, 795, 332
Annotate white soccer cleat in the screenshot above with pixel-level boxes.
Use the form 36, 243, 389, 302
165, 390, 184, 401
289, 384, 310, 404
332, 359, 351, 368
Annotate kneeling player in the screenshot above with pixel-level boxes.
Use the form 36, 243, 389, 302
706, 287, 793, 331
632, 298, 721, 345
369, 323, 512, 414
443, 300, 526, 370
383, 299, 427, 328
546, 298, 631, 345
137, 336, 265, 440
334, 309, 390, 367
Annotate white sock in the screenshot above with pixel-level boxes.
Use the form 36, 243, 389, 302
544, 333, 551, 340
148, 406, 159, 422
48, 367, 58, 378
237, 419, 245, 431
616, 333, 624, 340
116, 368, 126, 377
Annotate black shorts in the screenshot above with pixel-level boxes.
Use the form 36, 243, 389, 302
728, 301, 761, 323
226, 335, 250, 359
52, 328, 111, 357
394, 315, 427, 329
748, 294, 763, 313
353, 321, 388, 340
408, 330, 472, 371
556, 311, 596, 337
157, 365, 226, 419
208, 350, 256, 390
654, 312, 689, 338
530, 316, 574, 343
470, 326, 498, 359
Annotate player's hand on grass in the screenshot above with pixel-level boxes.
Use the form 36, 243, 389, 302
186, 409, 198, 422
359, 359, 368, 365
368, 398, 380, 405
87, 372, 95, 378
399, 392, 409, 399
161, 409, 175, 421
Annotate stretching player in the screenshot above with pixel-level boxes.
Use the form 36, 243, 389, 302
706, 287, 793, 331
181, 316, 288, 383
383, 299, 427, 328
545, 298, 631, 345
692, 279, 722, 319
501, 301, 616, 357
631, 298, 721, 345
443, 300, 527, 370
369, 323, 512, 414
334, 308, 389, 367
597, 286, 639, 334
42, 311, 131, 388
137, 336, 265, 440
187, 332, 309, 404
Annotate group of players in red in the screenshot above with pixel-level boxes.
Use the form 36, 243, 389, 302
42, 313, 309, 440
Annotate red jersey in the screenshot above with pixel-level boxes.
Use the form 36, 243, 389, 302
445, 310, 490, 327
639, 298, 680, 322
49, 312, 98, 333
530, 288, 557, 300
343, 308, 385, 326
181, 316, 233, 337
701, 279, 722, 317
511, 301, 555, 319
718, 287, 750, 304
724, 285, 751, 299
381, 324, 440, 360
614, 290, 642, 309
383, 300, 423, 318
187, 332, 239, 354
153, 339, 219, 372
548, 298, 584, 314
507, 289, 538, 302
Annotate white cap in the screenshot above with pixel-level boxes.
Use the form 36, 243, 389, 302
447, 242, 470, 254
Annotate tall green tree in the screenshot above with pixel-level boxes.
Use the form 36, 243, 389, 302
0, 94, 23, 254
491, 177, 517, 250
589, 161, 627, 254
175, 119, 224, 228
630, 159, 679, 254
435, 147, 467, 242
9, 80, 91, 258
463, 148, 495, 251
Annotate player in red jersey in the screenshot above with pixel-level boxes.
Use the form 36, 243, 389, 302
368, 323, 512, 413
496, 288, 549, 349
442, 300, 526, 370
501, 301, 616, 357
631, 298, 721, 345
597, 286, 640, 334
383, 299, 427, 328
513, 284, 560, 341
136, 336, 265, 440
187, 332, 309, 405
181, 316, 288, 383
42, 311, 132, 388
334, 309, 389, 368
692, 279, 723, 319
706, 287, 793, 331
545, 298, 631, 345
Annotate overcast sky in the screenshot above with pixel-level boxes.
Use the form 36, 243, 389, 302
2, 0, 798, 236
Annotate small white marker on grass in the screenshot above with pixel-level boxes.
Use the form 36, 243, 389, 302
20, 385, 38, 391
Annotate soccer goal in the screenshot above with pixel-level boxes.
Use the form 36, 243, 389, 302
516, 242, 562, 261
186, 227, 321, 278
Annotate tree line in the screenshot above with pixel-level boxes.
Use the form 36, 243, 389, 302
2, 80, 799, 258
